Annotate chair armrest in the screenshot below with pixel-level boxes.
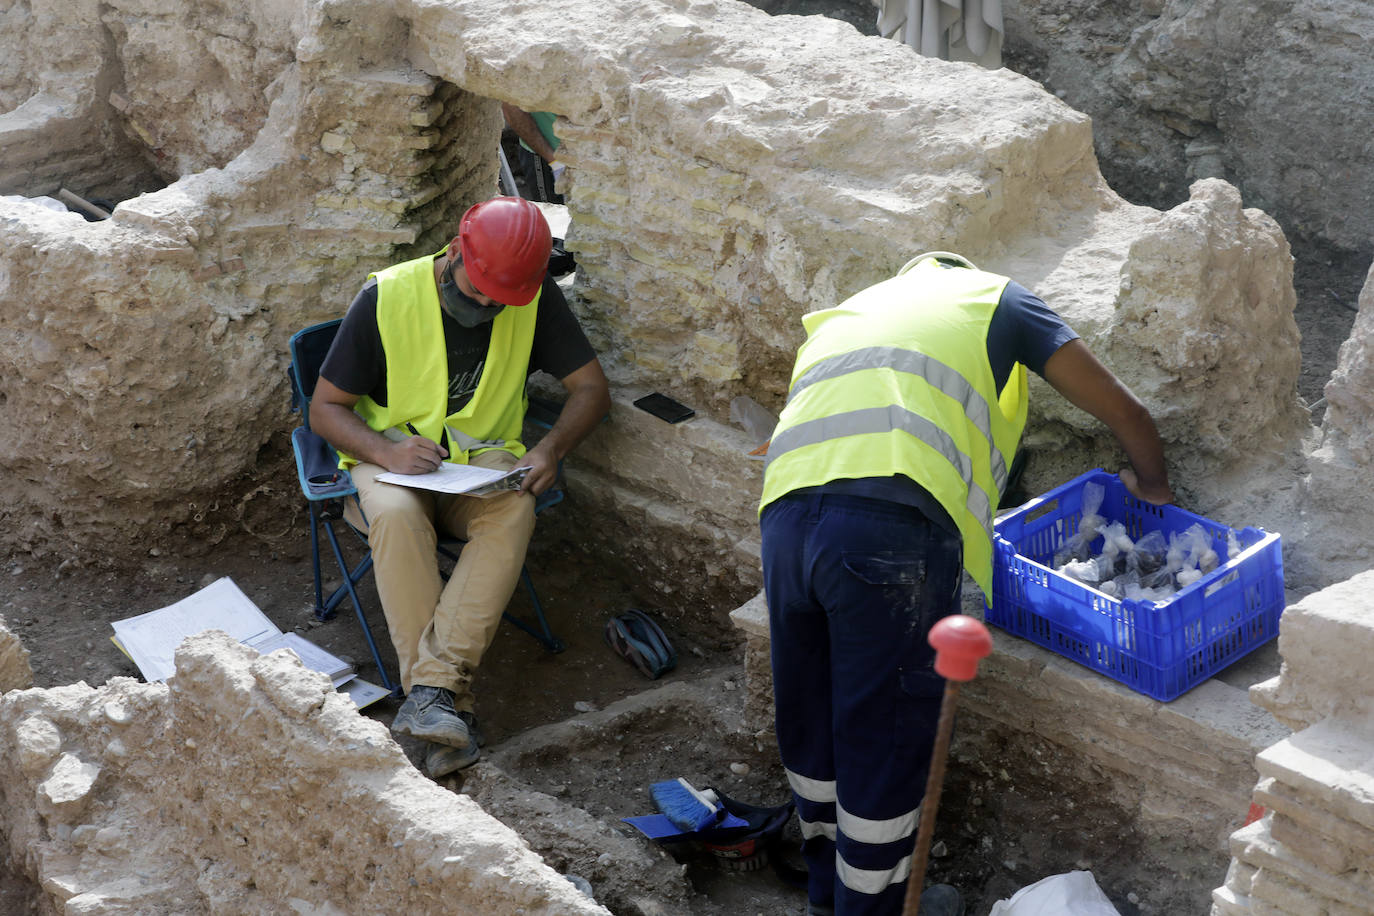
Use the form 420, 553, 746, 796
534, 485, 564, 515
292, 426, 357, 501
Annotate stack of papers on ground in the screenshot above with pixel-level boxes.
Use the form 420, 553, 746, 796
110, 577, 389, 709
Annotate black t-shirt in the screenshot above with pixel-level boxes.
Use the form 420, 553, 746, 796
320, 265, 596, 414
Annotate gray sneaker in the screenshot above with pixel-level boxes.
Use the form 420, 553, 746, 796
392, 685, 469, 748
425, 739, 479, 777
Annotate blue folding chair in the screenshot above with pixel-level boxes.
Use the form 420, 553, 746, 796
287, 319, 566, 695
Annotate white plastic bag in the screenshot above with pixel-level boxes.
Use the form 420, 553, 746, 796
988, 871, 1122, 916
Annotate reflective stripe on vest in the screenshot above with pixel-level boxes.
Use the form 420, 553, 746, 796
342, 248, 539, 467
767, 404, 996, 541
760, 258, 1027, 599
783, 345, 1010, 494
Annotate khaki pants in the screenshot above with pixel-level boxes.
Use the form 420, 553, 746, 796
344, 449, 535, 710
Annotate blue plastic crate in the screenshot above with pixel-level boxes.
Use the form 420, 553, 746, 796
985, 469, 1284, 702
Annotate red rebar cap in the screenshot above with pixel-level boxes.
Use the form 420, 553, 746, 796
929, 615, 993, 682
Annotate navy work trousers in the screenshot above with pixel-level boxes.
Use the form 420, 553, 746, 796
761, 492, 963, 915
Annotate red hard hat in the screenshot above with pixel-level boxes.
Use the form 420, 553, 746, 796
459, 197, 552, 305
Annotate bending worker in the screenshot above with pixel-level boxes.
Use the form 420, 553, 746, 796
312, 196, 610, 778
758, 252, 1173, 916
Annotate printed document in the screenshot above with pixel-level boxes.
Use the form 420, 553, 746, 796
109, 577, 388, 709
111, 577, 279, 683
376, 463, 530, 496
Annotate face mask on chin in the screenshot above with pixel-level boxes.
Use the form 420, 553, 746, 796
439, 260, 506, 328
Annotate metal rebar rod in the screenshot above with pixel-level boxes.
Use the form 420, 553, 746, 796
901, 681, 962, 916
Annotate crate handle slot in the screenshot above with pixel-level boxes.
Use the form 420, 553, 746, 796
1024, 498, 1059, 524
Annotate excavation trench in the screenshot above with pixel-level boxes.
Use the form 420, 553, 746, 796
3, 505, 1283, 914
3, 0, 1372, 913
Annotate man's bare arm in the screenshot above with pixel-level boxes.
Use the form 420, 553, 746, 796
1041, 339, 1174, 505
310, 377, 447, 475
519, 358, 611, 495
501, 103, 558, 163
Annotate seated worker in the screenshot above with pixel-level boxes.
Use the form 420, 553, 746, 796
501, 103, 564, 204
312, 196, 610, 777
758, 252, 1173, 916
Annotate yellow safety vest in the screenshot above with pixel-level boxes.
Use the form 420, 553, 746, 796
341, 248, 539, 468
759, 255, 1028, 599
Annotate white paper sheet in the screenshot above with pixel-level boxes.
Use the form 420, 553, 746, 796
376, 463, 529, 496
340, 678, 392, 710
110, 577, 280, 683
245, 631, 356, 688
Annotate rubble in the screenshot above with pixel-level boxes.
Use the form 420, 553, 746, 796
0, 632, 608, 914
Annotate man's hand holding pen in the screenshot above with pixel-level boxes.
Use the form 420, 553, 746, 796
388, 422, 448, 474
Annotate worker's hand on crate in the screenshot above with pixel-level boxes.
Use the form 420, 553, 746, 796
1119, 467, 1174, 506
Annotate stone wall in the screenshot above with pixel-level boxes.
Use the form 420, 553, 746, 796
1212, 572, 1374, 914
5, 0, 1363, 599
0, 0, 146, 203
1002, 0, 1374, 259
1297, 263, 1374, 588
0, 631, 609, 914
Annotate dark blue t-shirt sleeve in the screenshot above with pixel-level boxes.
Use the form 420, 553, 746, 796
985, 280, 1080, 392
528, 275, 596, 379
318, 277, 385, 402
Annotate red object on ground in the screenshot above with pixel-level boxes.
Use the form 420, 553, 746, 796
929, 615, 993, 681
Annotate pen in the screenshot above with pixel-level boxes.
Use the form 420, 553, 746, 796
405, 422, 422, 438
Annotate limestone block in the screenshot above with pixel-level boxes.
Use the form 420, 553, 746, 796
728, 589, 768, 641
1229, 815, 1374, 907
1040, 179, 1304, 463
1253, 777, 1374, 859
14, 715, 63, 777
1255, 718, 1374, 832
727, 590, 773, 736
1210, 884, 1254, 916
1223, 855, 1258, 895
37, 753, 101, 818
1249, 867, 1365, 916
1250, 571, 1374, 729
1268, 810, 1357, 875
